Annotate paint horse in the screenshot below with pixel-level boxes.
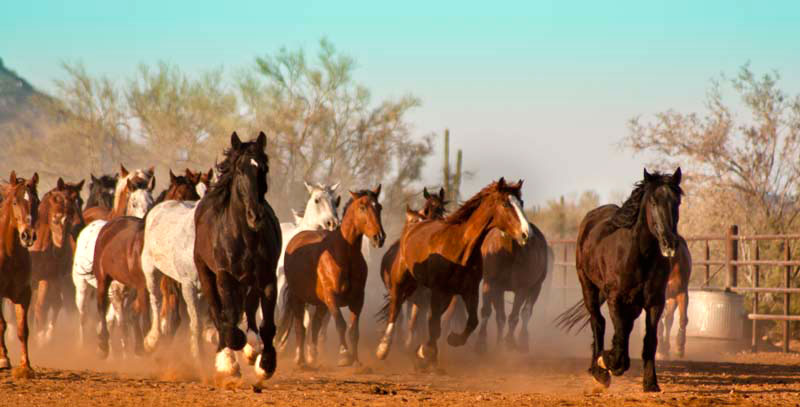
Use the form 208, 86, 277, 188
377, 178, 530, 370
83, 166, 151, 224
0, 172, 40, 375
283, 186, 385, 367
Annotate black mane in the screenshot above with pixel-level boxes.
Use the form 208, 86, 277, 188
342, 189, 379, 216
608, 171, 683, 230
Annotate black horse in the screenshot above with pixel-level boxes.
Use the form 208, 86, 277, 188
85, 174, 117, 210
193, 132, 282, 380
557, 168, 682, 392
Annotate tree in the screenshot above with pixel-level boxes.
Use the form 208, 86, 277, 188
626, 64, 800, 235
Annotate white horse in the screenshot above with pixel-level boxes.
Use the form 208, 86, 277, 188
71, 168, 155, 349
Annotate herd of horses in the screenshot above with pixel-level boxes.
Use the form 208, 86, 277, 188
0, 130, 691, 393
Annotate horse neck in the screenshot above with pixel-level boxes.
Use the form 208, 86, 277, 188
0, 199, 18, 256
632, 205, 658, 257
451, 200, 496, 266
110, 188, 129, 219
339, 207, 364, 250
31, 201, 53, 251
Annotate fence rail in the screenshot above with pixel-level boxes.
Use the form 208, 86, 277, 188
549, 225, 798, 353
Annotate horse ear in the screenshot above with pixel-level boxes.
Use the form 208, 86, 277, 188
304, 181, 314, 194
423, 187, 431, 200
169, 170, 177, 184
256, 131, 267, 150
516, 179, 524, 189
498, 177, 507, 188
643, 168, 654, 182
330, 182, 340, 192
76, 179, 85, 191
30, 172, 38, 187
438, 187, 445, 200
373, 184, 382, 197
91, 174, 99, 184
672, 167, 682, 185
120, 164, 129, 178
147, 166, 155, 176
206, 168, 214, 180
147, 176, 156, 192
405, 205, 419, 223
231, 132, 242, 149
349, 190, 358, 200
57, 177, 66, 190
334, 195, 341, 208
9, 171, 17, 185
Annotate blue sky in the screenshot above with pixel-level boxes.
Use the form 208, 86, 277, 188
3, 1, 799, 205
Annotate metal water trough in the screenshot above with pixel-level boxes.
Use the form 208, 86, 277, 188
684, 289, 746, 340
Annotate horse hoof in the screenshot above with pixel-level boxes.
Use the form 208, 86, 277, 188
143, 334, 159, 353
0, 358, 10, 370
337, 353, 355, 367
11, 365, 35, 380
446, 333, 465, 347
376, 341, 390, 360
215, 348, 240, 377
643, 383, 661, 393
597, 356, 607, 370
97, 346, 109, 360
592, 370, 611, 388
243, 344, 259, 366
254, 353, 274, 380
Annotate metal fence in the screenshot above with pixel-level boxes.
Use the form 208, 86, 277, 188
549, 225, 800, 353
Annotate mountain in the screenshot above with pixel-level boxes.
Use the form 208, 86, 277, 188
0, 58, 54, 131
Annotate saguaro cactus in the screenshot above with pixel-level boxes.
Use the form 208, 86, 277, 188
442, 128, 463, 206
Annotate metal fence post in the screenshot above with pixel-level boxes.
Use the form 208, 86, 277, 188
752, 243, 760, 352
785, 240, 791, 353
726, 225, 739, 289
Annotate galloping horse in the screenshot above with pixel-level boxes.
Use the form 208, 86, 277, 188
282, 186, 385, 368
379, 187, 448, 349
85, 174, 117, 211
193, 132, 281, 379
659, 236, 691, 359
0, 171, 39, 374
556, 168, 683, 392
29, 178, 84, 344
72, 166, 155, 347
377, 178, 530, 369
475, 221, 550, 354
83, 166, 152, 224
93, 170, 198, 358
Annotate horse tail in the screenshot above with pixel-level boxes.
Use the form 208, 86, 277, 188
275, 285, 293, 349
554, 300, 591, 333
375, 293, 391, 324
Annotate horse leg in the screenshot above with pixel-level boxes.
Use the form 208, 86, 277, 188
215, 271, 246, 351
447, 282, 479, 347
676, 292, 689, 358
518, 283, 542, 354
0, 299, 8, 369
345, 295, 364, 368
405, 302, 418, 350
492, 288, 506, 347
308, 306, 329, 366
132, 285, 149, 356
642, 304, 664, 392
95, 274, 112, 359
196, 262, 237, 377
181, 284, 203, 366
33, 279, 48, 344
141, 266, 162, 353
46, 279, 63, 345
581, 280, 609, 387
504, 290, 525, 351
289, 294, 307, 368
417, 289, 451, 370
242, 291, 261, 366
73, 274, 90, 349
14, 291, 33, 374
475, 281, 491, 354
602, 302, 636, 377
254, 282, 277, 380
659, 298, 677, 359
376, 274, 414, 361
324, 298, 350, 367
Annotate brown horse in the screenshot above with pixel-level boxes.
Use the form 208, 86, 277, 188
0, 171, 40, 374
283, 186, 386, 368
30, 178, 84, 344
379, 187, 448, 349
83, 165, 154, 224
659, 236, 691, 359
85, 174, 117, 211
376, 178, 530, 369
475, 221, 550, 354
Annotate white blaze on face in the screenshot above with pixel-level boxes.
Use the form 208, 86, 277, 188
250, 158, 259, 168
509, 196, 530, 239
23, 191, 30, 202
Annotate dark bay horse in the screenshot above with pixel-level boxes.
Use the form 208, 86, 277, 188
30, 178, 84, 344
377, 178, 530, 369
556, 168, 683, 392
379, 188, 447, 349
194, 132, 282, 380
283, 186, 386, 368
83, 165, 154, 224
85, 174, 117, 211
0, 171, 40, 374
659, 236, 691, 359
475, 221, 550, 354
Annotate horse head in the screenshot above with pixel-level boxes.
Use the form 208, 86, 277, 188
421, 187, 448, 220
301, 181, 340, 231
4, 171, 40, 247
345, 185, 386, 248
41, 178, 83, 248
230, 131, 269, 230
123, 168, 156, 218
642, 168, 683, 258
487, 177, 530, 246
164, 169, 201, 201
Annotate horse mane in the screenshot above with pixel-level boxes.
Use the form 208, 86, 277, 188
444, 180, 520, 224
205, 143, 246, 206
608, 171, 683, 230
342, 189, 378, 216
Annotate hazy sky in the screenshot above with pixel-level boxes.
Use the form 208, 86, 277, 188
3, 1, 799, 206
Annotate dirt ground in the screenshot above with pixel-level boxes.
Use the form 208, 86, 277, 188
4, 330, 800, 407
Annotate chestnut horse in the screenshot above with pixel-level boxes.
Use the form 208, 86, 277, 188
282, 186, 386, 368
93, 168, 199, 357
556, 168, 682, 392
659, 236, 691, 359
376, 178, 530, 369
0, 171, 40, 374
193, 132, 282, 379
83, 165, 153, 224
475, 221, 550, 354
30, 178, 85, 344
379, 187, 448, 349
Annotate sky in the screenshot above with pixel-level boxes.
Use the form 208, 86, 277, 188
3, 1, 799, 207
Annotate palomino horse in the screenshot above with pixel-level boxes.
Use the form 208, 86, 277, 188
193, 132, 281, 379
379, 187, 448, 349
659, 236, 691, 359
85, 174, 117, 211
30, 178, 84, 344
475, 221, 550, 354
93, 169, 199, 357
83, 166, 152, 224
556, 168, 683, 392
72, 166, 155, 348
0, 171, 40, 374
283, 186, 385, 368
377, 178, 530, 369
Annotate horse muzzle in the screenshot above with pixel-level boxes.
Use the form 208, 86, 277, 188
658, 235, 678, 258
371, 231, 386, 249
19, 228, 36, 247
324, 217, 339, 231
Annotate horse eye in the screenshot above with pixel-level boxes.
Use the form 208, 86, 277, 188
315, 199, 320, 204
